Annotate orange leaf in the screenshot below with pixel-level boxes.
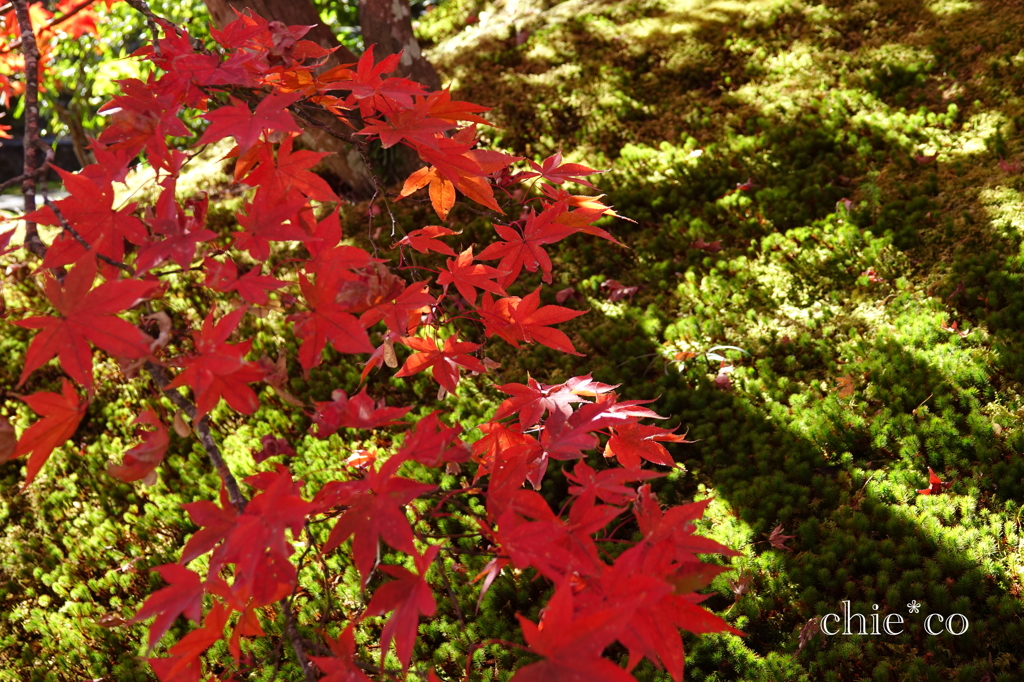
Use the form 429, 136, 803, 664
429, 174, 455, 220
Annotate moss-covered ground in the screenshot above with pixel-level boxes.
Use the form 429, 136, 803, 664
3, 0, 1024, 679
416, 0, 1024, 679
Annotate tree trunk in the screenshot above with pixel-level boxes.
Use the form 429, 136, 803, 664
202, 0, 376, 198
357, 0, 440, 91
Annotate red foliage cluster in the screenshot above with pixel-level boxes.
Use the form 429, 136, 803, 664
1, 8, 742, 681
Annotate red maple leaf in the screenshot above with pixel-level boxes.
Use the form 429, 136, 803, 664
362, 544, 441, 671
253, 435, 297, 463
603, 423, 691, 468
215, 466, 315, 607
147, 654, 200, 682
165, 308, 266, 418
767, 524, 795, 552
334, 44, 425, 117
316, 456, 435, 582
632, 486, 742, 561
411, 136, 509, 216
3, 378, 88, 487
203, 257, 285, 306
398, 166, 456, 221
289, 274, 375, 371
309, 386, 412, 437
131, 564, 206, 650
494, 374, 606, 430
97, 82, 190, 170
134, 183, 216, 274
519, 150, 605, 189
303, 210, 375, 284
54, 0, 100, 37
310, 625, 373, 682
565, 461, 664, 506
510, 581, 635, 682
395, 411, 469, 467
578, 552, 739, 682
424, 87, 492, 125
241, 135, 340, 203
476, 206, 578, 288
600, 279, 640, 302
358, 97, 456, 149
917, 467, 953, 495
436, 246, 508, 305
394, 335, 486, 393
197, 92, 303, 155
180, 489, 238, 564
690, 238, 722, 253
14, 255, 157, 387
360, 280, 435, 336
396, 225, 459, 257
471, 420, 540, 475
495, 491, 574, 579
540, 184, 631, 228
232, 189, 310, 261
107, 409, 170, 483
155, 602, 230, 679
478, 287, 587, 355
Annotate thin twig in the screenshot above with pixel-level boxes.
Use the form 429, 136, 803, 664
42, 197, 135, 274
144, 361, 248, 513
121, 0, 166, 57
0, 160, 50, 193
434, 547, 465, 626
301, 524, 336, 628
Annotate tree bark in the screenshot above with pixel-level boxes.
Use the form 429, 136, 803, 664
358, 0, 440, 91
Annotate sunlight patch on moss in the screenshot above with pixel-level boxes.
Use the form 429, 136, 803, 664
925, 0, 976, 16
975, 186, 1024, 243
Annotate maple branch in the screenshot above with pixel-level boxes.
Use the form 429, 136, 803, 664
144, 361, 248, 513
290, 100, 363, 141
145, 361, 328, 678
121, 0, 165, 57
42, 196, 135, 274
434, 548, 465, 626
150, 266, 204, 277
297, 522, 337, 628
0, 153, 51, 193
11, 0, 46, 261
281, 606, 318, 682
